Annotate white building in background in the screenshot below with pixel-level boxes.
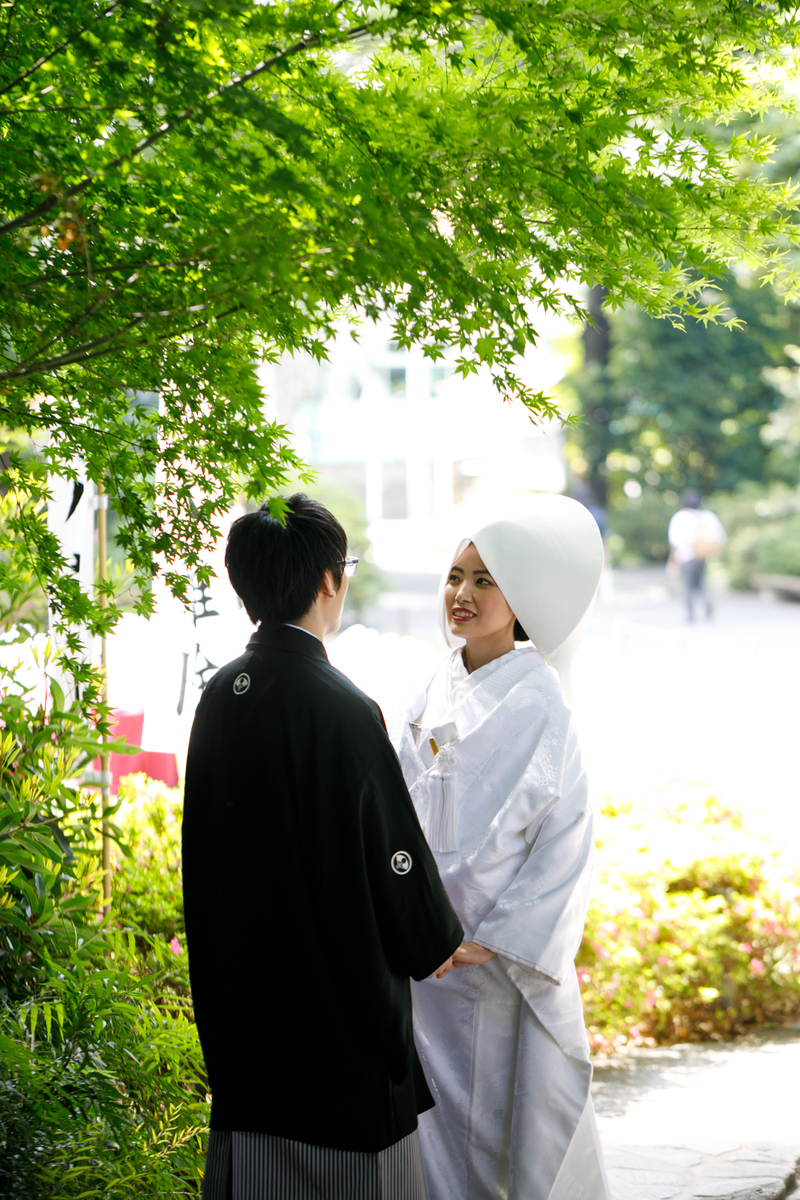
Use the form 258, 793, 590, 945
261, 316, 572, 573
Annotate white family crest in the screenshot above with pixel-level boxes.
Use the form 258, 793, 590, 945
391, 851, 412, 875
233, 673, 251, 695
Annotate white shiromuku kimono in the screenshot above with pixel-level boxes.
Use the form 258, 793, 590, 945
393, 644, 610, 1200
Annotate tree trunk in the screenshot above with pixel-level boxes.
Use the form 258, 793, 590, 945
581, 285, 612, 505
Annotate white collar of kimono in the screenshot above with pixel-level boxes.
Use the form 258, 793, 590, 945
447, 643, 525, 699
437, 494, 604, 697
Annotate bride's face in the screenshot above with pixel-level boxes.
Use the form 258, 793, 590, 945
445, 543, 516, 641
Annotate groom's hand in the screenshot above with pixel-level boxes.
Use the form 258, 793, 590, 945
452, 941, 496, 968
430, 955, 456, 979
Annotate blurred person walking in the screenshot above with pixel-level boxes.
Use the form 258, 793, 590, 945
392, 495, 610, 1200
668, 489, 726, 621
182, 494, 463, 1200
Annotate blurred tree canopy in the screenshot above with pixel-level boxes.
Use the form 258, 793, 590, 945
568, 274, 800, 504
3, 0, 800, 634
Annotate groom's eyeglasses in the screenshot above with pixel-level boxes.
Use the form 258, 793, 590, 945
341, 557, 359, 578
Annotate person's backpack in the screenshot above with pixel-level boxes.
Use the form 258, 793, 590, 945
693, 512, 724, 560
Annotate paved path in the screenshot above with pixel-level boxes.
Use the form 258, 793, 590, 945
593, 1026, 800, 1200
603, 1142, 799, 1200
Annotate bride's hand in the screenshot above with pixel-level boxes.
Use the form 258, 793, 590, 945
452, 941, 496, 968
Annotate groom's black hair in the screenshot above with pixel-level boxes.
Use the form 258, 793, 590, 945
225, 493, 347, 626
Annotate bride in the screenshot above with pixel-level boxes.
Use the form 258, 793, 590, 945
392, 494, 609, 1200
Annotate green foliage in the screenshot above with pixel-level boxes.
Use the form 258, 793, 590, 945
298, 480, 388, 620
752, 513, 800, 577
112, 775, 191, 997
3, 1, 800, 642
0, 432, 47, 632
0, 673, 206, 1198
580, 791, 800, 1053
0, 942, 207, 1200
113, 776, 184, 942
606, 490, 681, 564
712, 482, 800, 586
569, 273, 800, 506
761, 358, 800, 484
0, 644, 116, 999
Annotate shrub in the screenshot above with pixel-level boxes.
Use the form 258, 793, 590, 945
712, 482, 800, 587
0, 941, 207, 1200
755, 513, 800, 577
606, 490, 680, 564
0, 659, 207, 1199
580, 790, 800, 1053
112, 776, 190, 996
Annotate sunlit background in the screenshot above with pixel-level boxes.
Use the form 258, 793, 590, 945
81, 300, 800, 868
32, 281, 800, 1145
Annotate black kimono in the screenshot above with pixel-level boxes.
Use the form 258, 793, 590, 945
182, 624, 463, 1155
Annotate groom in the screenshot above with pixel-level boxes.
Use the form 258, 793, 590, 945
182, 494, 462, 1199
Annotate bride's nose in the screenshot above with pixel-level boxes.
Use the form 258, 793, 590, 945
455, 579, 472, 603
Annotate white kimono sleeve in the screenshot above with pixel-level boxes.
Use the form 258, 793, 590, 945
471, 727, 594, 987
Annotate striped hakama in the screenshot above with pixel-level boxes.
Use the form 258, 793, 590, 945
201, 1128, 428, 1200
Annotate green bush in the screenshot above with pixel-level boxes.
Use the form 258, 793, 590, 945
113, 776, 184, 938
724, 523, 765, 589
712, 482, 800, 587
0, 659, 207, 1199
0, 941, 207, 1199
603, 480, 800, 583
606, 490, 680, 564
580, 790, 800, 1053
755, 513, 800, 577
111, 775, 191, 998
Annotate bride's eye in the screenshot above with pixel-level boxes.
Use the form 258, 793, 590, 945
476, 576, 493, 586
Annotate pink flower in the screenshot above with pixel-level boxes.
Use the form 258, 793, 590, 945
591, 942, 612, 961
169, 937, 181, 956
739, 942, 753, 954
645, 989, 657, 1011
748, 956, 765, 975
577, 969, 591, 986
657, 955, 670, 966
630, 1025, 641, 1038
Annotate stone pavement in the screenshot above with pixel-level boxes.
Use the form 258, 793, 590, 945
594, 1030, 800, 1200
604, 1142, 800, 1200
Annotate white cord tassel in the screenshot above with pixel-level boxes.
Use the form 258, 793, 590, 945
427, 744, 459, 852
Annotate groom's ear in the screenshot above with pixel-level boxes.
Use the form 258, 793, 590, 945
317, 569, 339, 600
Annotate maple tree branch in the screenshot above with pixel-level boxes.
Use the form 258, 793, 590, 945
0, 318, 146, 380
0, 1, 120, 98
0, 21, 371, 239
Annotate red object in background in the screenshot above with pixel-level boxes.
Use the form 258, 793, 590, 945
95, 710, 179, 793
